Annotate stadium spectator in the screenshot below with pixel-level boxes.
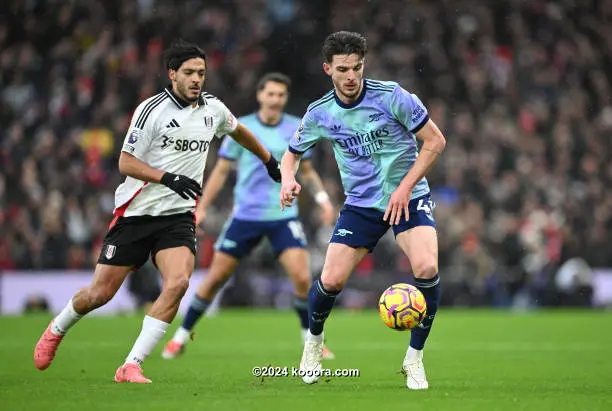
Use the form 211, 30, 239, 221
2, 0, 611, 307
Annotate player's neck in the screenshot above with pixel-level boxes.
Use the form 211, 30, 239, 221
171, 86, 197, 108
257, 110, 282, 126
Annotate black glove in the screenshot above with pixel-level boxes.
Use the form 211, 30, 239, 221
264, 156, 282, 183
160, 172, 201, 200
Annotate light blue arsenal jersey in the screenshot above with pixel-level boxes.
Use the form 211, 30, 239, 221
289, 79, 430, 212
219, 113, 312, 221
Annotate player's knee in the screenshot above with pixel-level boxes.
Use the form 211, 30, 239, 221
320, 261, 352, 291
207, 269, 231, 288
293, 272, 310, 296
320, 272, 346, 292
413, 258, 438, 279
87, 286, 116, 308
164, 274, 190, 299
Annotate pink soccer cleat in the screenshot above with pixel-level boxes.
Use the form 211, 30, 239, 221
34, 322, 65, 370
161, 340, 185, 359
114, 363, 152, 383
322, 345, 336, 360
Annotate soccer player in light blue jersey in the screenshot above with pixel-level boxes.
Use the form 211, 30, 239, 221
163, 73, 336, 360
280, 32, 447, 388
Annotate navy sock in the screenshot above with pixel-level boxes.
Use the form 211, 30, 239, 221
410, 275, 441, 350
182, 294, 210, 331
294, 296, 309, 330
308, 279, 340, 335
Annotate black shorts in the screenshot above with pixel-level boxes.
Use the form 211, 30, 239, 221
98, 212, 196, 269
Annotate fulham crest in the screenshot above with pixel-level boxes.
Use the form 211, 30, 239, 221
105, 244, 116, 260
204, 116, 213, 128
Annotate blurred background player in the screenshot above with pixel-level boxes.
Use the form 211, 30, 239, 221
162, 73, 337, 360
33, 41, 282, 383
280, 31, 447, 388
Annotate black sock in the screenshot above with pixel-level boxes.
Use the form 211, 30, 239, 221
294, 296, 309, 330
181, 294, 210, 331
410, 275, 441, 350
308, 279, 340, 336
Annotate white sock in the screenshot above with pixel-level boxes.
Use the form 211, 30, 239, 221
125, 315, 170, 366
306, 330, 323, 343
52, 298, 83, 335
173, 327, 191, 345
405, 346, 423, 362
301, 328, 308, 342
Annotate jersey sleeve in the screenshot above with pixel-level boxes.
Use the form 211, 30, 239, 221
301, 146, 314, 160
288, 110, 321, 155
213, 99, 238, 137
389, 86, 430, 134
121, 99, 158, 160
218, 135, 243, 161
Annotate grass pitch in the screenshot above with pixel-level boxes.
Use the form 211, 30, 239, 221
1, 309, 611, 411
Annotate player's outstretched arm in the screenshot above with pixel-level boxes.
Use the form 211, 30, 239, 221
195, 158, 232, 225
298, 159, 335, 225
279, 150, 302, 210
384, 119, 446, 225
402, 119, 446, 188
228, 124, 281, 182
118, 152, 201, 200
118, 151, 166, 183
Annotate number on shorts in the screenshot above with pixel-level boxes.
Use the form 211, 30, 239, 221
417, 199, 434, 214
287, 220, 306, 242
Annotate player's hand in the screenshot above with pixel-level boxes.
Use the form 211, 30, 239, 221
280, 179, 301, 210
264, 156, 282, 183
383, 184, 412, 225
160, 172, 202, 200
319, 200, 336, 226
195, 206, 206, 226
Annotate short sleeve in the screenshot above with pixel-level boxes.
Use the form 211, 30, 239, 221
389, 86, 430, 133
218, 135, 243, 161
288, 111, 321, 155
301, 145, 314, 160
121, 100, 158, 160
213, 99, 238, 137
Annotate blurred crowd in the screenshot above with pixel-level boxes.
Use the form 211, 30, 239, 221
1, 0, 609, 306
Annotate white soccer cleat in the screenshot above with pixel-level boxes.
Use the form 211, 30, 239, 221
302, 329, 335, 360
161, 339, 185, 359
402, 349, 429, 390
299, 331, 323, 384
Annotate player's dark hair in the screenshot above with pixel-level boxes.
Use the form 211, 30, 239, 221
163, 40, 207, 71
322, 31, 367, 63
256, 72, 292, 91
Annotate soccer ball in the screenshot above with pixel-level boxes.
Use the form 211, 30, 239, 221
378, 283, 427, 331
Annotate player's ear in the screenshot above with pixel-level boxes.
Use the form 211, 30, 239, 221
169, 69, 176, 82
323, 62, 332, 76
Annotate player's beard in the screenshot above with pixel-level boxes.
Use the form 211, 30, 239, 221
339, 83, 362, 101
177, 82, 201, 102
334, 79, 363, 101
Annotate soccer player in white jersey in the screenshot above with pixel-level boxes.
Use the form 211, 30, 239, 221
280, 32, 447, 388
162, 73, 336, 360
33, 41, 282, 383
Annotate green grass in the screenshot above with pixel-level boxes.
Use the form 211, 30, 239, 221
1, 309, 611, 411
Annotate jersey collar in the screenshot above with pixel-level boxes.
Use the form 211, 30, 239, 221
164, 86, 204, 108
333, 80, 367, 109
256, 112, 284, 128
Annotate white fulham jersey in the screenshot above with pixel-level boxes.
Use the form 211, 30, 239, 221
115, 87, 238, 217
